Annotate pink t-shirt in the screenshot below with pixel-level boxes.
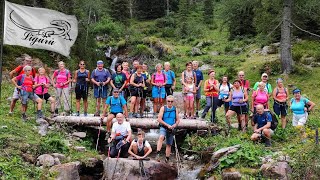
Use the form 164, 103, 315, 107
34, 75, 49, 95
252, 90, 268, 106
153, 72, 166, 84
53, 69, 71, 88
275, 88, 287, 101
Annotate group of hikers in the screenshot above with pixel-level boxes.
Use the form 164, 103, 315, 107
8, 54, 317, 161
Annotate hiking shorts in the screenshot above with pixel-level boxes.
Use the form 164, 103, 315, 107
152, 86, 165, 99
165, 84, 173, 96
160, 127, 174, 145
75, 84, 88, 100
230, 105, 248, 115
36, 93, 51, 101
129, 87, 143, 97
21, 91, 39, 105
196, 87, 201, 100
184, 94, 194, 101
256, 129, 274, 137
273, 101, 287, 116
292, 113, 308, 126
93, 86, 108, 98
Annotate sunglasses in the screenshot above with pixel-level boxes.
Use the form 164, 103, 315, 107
239, 75, 244, 76
80, 64, 85, 65
167, 100, 174, 103
25, 70, 31, 72
114, 91, 119, 93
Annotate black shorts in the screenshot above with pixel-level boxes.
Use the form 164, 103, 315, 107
129, 87, 143, 97
36, 93, 51, 101
75, 84, 88, 100
165, 84, 173, 96
230, 105, 248, 115
110, 112, 122, 117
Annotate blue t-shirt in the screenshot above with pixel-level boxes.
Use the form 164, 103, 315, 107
291, 98, 309, 115
253, 112, 272, 129
111, 72, 127, 88
163, 70, 175, 85
106, 96, 127, 113
91, 68, 111, 83
194, 69, 203, 86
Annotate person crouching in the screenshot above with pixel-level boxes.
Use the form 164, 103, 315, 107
107, 113, 132, 158
250, 104, 273, 147
128, 130, 152, 159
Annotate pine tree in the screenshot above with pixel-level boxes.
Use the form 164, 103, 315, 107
177, 0, 190, 38
109, 0, 130, 23
203, 0, 214, 25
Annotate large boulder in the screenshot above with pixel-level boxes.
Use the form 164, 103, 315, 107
191, 47, 202, 56
50, 161, 80, 180
261, 161, 292, 180
261, 46, 277, 55
103, 158, 177, 180
36, 154, 55, 167
172, 92, 184, 113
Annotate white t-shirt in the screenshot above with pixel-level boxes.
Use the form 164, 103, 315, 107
112, 121, 131, 136
219, 83, 233, 95
132, 139, 151, 151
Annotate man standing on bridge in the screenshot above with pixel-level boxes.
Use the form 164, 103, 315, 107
156, 95, 180, 163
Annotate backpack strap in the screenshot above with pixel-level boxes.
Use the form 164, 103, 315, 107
228, 83, 231, 92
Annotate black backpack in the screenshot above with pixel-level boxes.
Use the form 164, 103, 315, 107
254, 111, 278, 130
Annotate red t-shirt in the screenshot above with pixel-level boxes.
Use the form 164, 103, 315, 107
14, 65, 36, 77
16, 74, 34, 92
240, 79, 250, 90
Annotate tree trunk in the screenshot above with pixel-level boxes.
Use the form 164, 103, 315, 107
47, 116, 211, 130
166, 0, 170, 16
129, 0, 133, 19
281, 0, 294, 74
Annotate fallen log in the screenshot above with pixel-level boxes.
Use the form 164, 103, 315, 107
46, 116, 212, 130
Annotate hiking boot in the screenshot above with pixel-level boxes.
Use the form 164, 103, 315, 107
133, 113, 138, 118
128, 112, 133, 118
200, 113, 206, 119
156, 154, 161, 162
84, 112, 88, 117
265, 139, 272, 147
238, 123, 241, 131
36, 110, 43, 119
136, 113, 141, 118
54, 109, 59, 115
195, 112, 199, 118
76, 111, 80, 116
165, 157, 169, 163
94, 111, 100, 117
153, 113, 157, 119
50, 113, 57, 118
21, 113, 27, 121
8, 112, 13, 116
65, 111, 70, 116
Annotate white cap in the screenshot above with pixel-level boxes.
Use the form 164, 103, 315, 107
261, 73, 268, 78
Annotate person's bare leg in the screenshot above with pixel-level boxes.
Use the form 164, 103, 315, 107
130, 96, 137, 113
281, 115, 287, 129
156, 135, 165, 152
84, 99, 88, 113
76, 99, 80, 112
9, 99, 18, 112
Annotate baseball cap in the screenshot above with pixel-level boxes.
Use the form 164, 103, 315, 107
113, 88, 120, 93
261, 73, 268, 78
97, 60, 104, 65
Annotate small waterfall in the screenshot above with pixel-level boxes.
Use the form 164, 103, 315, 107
110, 56, 118, 73
104, 46, 112, 58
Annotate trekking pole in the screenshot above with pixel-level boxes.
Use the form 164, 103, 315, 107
70, 79, 73, 116
96, 118, 103, 151
173, 134, 181, 176
42, 85, 46, 115
112, 142, 123, 179
211, 95, 214, 123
